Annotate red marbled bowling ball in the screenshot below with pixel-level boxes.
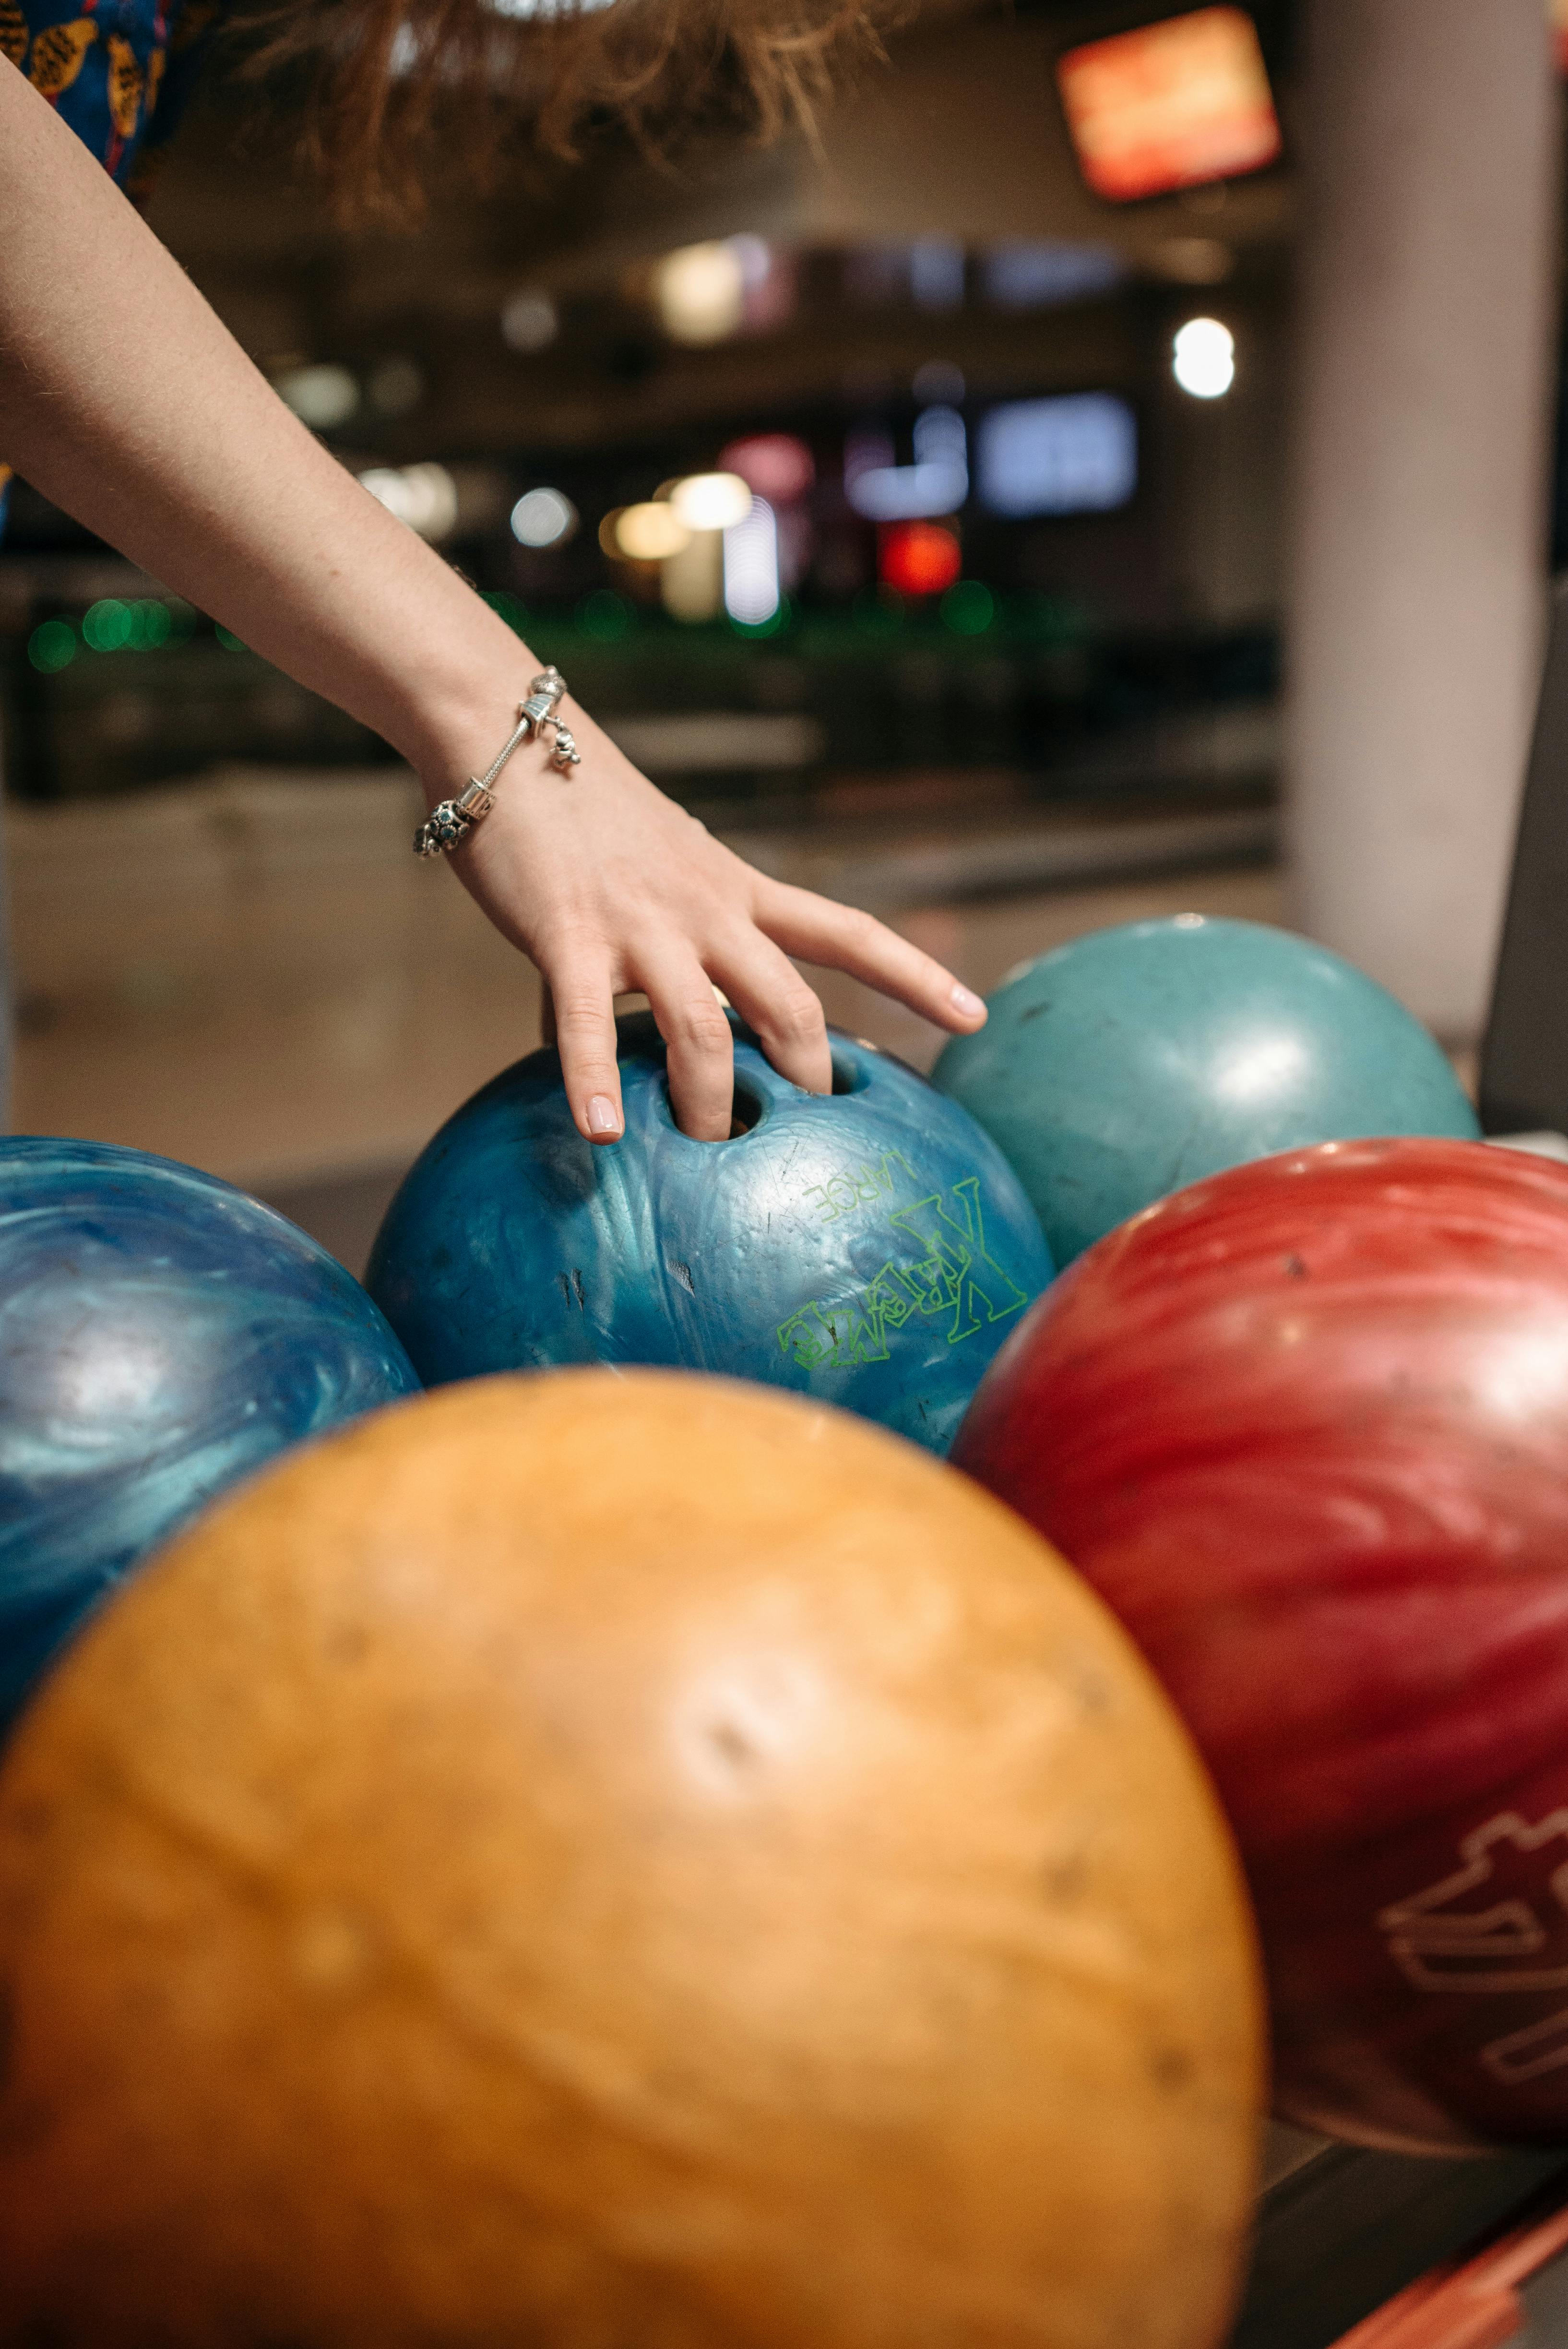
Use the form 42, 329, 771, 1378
956, 1137, 1568, 2153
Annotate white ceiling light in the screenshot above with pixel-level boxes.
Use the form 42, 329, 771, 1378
501, 289, 559, 354
655, 243, 747, 346
1172, 316, 1236, 398
275, 363, 358, 430
359, 464, 460, 542
511, 487, 578, 548
669, 473, 753, 532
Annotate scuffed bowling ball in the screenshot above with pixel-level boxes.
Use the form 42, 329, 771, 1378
0, 1371, 1263, 2349
368, 1013, 1052, 1454
0, 1136, 417, 1735
957, 1136, 1568, 2153
933, 916, 1479, 1264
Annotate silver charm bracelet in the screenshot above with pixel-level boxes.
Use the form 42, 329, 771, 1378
414, 666, 582, 859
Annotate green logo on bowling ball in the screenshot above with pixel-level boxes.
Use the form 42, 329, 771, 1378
800, 1148, 918, 1225
777, 1173, 1028, 1371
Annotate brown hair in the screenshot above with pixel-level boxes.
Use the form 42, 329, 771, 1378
244, 0, 913, 218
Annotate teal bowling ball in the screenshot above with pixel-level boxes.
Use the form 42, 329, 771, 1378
367, 1013, 1053, 1455
0, 1138, 418, 1739
932, 916, 1480, 1266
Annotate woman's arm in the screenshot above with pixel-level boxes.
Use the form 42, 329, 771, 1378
0, 60, 984, 1142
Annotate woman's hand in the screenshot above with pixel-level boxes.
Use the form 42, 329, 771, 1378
445, 703, 986, 1143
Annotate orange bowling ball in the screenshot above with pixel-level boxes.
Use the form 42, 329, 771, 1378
0, 1372, 1262, 2349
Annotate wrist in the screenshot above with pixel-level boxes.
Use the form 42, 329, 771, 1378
409, 662, 586, 859
384, 617, 556, 806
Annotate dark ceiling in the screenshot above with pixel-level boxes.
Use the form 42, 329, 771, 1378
144, 0, 1297, 462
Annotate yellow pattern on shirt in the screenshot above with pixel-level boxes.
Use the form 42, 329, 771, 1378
0, 0, 28, 68
143, 41, 165, 122
105, 31, 143, 136
27, 16, 95, 100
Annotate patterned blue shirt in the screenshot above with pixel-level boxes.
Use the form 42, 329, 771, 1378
1, 0, 221, 525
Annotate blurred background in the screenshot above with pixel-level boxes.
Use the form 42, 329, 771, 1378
1, 0, 1558, 1266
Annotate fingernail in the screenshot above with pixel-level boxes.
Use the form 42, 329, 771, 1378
587, 1095, 622, 1137
950, 982, 985, 1019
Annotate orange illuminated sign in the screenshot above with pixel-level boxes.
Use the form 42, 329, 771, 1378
1057, 7, 1282, 204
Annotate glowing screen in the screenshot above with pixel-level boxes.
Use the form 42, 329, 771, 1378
1057, 7, 1282, 203
975, 395, 1137, 520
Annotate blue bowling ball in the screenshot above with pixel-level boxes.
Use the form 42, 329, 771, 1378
0, 1138, 418, 1735
932, 915, 1481, 1266
367, 1013, 1052, 1455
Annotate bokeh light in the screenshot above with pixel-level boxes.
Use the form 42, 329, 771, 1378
718, 435, 814, 506
670, 473, 753, 532
879, 521, 962, 598
577, 589, 636, 641
615, 503, 692, 561
846, 410, 967, 524
500, 290, 559, 354
273, 363, 359, 430
511, 488, 579, 548
483, 591, 529, 635
941, 580, 996, 635
27, 620, 77, 674
1172, 316, 1236, 398
654, 243, 746, 346
723, 498, 781, 627
83, 599, 135, 652
1057, 8, 1282, 203
359, 464, 460, 541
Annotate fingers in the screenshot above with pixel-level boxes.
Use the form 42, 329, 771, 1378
641, 958, 735, 1141
543, 958, 624, 1144
711, 932, 832, 1096
756, 882, 986, 1035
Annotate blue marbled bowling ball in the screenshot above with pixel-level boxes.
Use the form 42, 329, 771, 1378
933, 915, 1482, 1267
0, 1138, 418, 1735
367, 1013, 1052, 1455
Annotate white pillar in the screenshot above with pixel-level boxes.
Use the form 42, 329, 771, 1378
1287, 0, 1559, 1040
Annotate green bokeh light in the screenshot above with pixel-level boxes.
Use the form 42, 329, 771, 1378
83, 598, 134, 652
731, 596, 793, 640
131, 599, 172, 648
577, 590, 634, 643
71, 598, 178, 655
214, 624, 247, 652
27, 619, 77, 674
483, 591, 530, 636
941, 580, 996, 636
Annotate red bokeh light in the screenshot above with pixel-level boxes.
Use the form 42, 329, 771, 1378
719, 434, 815, 506
879, 521, 962, 598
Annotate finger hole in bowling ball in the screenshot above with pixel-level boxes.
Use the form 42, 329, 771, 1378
830, 1049, 868, 1096
658, 1075, 770, 1141
727, 1080, 765, 1138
